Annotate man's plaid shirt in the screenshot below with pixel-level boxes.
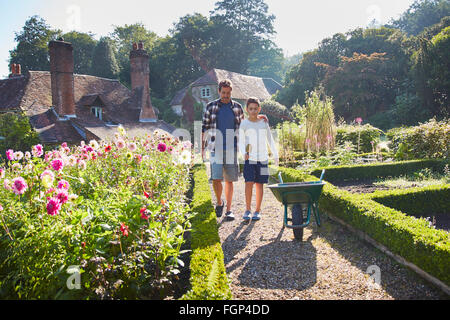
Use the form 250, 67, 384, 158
201, 98, 244, 152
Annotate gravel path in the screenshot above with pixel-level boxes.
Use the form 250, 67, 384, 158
207, 167, 448, 300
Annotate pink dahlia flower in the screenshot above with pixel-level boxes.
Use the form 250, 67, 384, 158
56, 190, 69, 204
32, 144, 43, 158
46, 197, 61, 216
157, 143, 167, 152
12, 177, 28, 195
6, 149, 14, 161
51, 159, 64, 171
57, 179, 70, 190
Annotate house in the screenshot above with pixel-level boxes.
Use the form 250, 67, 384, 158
0, 40, 175, 146
170, 68, 283, 122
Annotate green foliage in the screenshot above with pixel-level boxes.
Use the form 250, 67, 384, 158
247, 41, 285, 83
0, 112, 40, 161
110, 23, 159, 88
370, 184, 450, 216
0, 131, 193, 299
309, 159, 448, 183
9, 15, 61, 73
260, 100, 292, 126
276, 121, 305, 162
318, 52, 398, 121
389, 0, 450, 36
303, 88, 336, 152
91, 37, 120, 79
210, 0, 275, 38
271, 165, 450, 286
62, 31, 97, 75
336, 123, 383, 154
386, 119, 450, 160
389, 91, 432, 128
181, 165, 232, 300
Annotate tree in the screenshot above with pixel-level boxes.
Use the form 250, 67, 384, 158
110, 23, 159, 87
317, 52, 396, 121
91, 37, 120, 79
62, 31, 97, 75
274, 33, 347, 108
412, 25, 450, 119
210, 0, 276, 39
247, 40, 284, 83
9, 15, 61, 73
389, 0, 450, 36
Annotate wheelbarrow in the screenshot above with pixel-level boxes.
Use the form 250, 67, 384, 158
268, 170, 326, 240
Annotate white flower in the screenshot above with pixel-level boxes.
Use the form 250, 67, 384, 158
14, 151, 24, 161
89, 140, 99, 150
68, 155, 77, 166
177, 150, 192, 165
115, 139, 125, 149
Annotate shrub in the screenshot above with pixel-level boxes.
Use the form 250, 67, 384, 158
336, 123, 383, 154
0, 112, 40, 162
260, 100, 292, 127
181, 164, 232, 300
369, 185, 450, 216
270, 166, 450, 286
309, 159, 448, 183
386, 118, 450, 160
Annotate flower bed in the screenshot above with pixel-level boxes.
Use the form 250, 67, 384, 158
270, 166, 450, 288
0, 128, 193, 299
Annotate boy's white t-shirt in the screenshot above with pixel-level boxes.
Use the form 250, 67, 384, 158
238, 119, 278, 162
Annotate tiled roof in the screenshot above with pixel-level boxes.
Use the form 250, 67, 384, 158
170, 68, 283, 106
0, 71, 175, 143
0, 75, 28, 112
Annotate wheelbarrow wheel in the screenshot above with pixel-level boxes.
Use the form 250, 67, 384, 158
291, 204, 304, 241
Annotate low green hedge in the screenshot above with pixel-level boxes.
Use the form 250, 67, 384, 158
309, 159, 448, 182
270, 166, 450, 286
368, 185, 450, 216
180, 164, 232, 300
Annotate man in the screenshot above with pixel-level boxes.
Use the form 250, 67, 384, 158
201, 79, 268, 220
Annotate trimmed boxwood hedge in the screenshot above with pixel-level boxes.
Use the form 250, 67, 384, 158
309, 159, 448, 183
368, 185, 450, 216
270, 166, 450, 287
180, 164, 232, 300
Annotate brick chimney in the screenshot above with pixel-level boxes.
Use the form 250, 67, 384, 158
48, 39, 76, 119
130, 41, 157, 122
9, 63, 22, 78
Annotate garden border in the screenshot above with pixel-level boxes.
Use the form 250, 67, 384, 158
309, 159, 448, 182
180, 164, 232, 300
367, 185, 450, 216
270, 166, 450, 294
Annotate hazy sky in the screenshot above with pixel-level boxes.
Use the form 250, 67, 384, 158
0, 0, 416, 79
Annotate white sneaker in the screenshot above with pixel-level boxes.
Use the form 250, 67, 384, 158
252, 212, 261, 221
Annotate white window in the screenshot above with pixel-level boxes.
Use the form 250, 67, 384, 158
201, 87, 211, 98
91, 107, 102, 120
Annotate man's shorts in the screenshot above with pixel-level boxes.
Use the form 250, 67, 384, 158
209, 150, 239, 182
243, 160, 269, 184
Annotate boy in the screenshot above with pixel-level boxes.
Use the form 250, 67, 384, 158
238, 97, 278, 221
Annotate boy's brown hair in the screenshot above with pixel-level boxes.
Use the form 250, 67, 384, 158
246, 97, 261, 108
218, 79, 233, 92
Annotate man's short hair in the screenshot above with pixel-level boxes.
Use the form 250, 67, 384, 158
246, 97, 261, 108
218, 79, 233, 92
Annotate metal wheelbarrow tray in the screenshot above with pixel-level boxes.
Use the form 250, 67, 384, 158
268, 177, 326, 241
